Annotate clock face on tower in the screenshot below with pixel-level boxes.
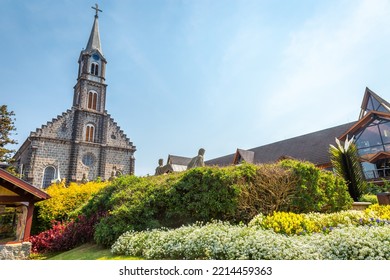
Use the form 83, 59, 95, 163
92, 54, 100, 61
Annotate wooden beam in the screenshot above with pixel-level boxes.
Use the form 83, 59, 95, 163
23, 203, 34, 242
0, 196, 33, 203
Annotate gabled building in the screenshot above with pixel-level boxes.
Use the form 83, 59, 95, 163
340, 88, 390, 181
13, 7, 136, 188
165, 155, 192, 173
206, 87, 390, 184
154, 155, 192, 175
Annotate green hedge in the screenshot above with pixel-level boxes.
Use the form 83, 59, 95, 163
280, 159, 352, 213
79, 160, 352, 247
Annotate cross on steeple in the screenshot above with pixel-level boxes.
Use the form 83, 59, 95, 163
91, 3, 102, 17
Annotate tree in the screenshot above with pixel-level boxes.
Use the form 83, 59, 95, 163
329, 136, 366, 201
0, 105, 18, 164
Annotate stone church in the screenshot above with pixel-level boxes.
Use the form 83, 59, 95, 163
13, 7, 136, 188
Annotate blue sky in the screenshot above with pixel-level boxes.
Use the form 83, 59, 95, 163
2, 0, 390, 176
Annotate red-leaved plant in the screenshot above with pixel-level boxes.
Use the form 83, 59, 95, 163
29, 213, 103, 253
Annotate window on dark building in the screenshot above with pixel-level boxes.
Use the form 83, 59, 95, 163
42, 166, 56, 188
85, 124, 95, 142
87, 91, 98, 110
90, 63, 99, 75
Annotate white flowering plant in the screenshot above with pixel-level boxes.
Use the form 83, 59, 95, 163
111, 219, 390, 260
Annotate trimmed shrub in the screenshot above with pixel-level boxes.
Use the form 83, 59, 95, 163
360, 194, 378, 204
82, 175, 181, 247
165, 166, 242, 226
279, 159, 353, 213
80, 160, 353, 246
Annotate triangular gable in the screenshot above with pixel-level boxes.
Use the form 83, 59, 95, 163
359, 87, 390, 119
30, 109, 74, 140
0, 169, 50, 202
233, 149, 255, 164
106, 116, 135, 149
163, 155, 192, 173
339, 111, 390, 141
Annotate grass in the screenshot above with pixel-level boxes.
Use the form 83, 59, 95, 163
30, 243, 142, 260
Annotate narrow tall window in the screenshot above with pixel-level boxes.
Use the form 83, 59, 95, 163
87, 91, 98, 110
43, 166, 56, 188
90, 63, 99, 75
86, 124, 95, 142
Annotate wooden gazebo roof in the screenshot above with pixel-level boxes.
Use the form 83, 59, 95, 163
0, 168, 50, 204
0, 168, 50, 243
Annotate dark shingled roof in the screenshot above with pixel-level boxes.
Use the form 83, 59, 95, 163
205, 122, 356, 167
167, 155, 192, 166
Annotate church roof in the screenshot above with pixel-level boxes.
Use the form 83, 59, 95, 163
205, 122, 356, 167
85, 13, 103, 55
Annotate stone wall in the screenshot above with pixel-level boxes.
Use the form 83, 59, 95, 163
0, 242, 31, 260
103, 147, 134, 178
77, 143, 101, 181
30, 140, 72, 188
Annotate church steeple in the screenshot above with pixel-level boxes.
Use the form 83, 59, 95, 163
85, 4, 103, 55
73, 4, 107, 112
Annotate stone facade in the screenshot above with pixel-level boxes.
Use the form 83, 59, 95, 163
13, 12, 136, 188
0, 242, 31, 260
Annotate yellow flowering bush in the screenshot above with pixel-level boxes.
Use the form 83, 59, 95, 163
34, 181, 108, 232
259, 212, 304, 234
251, 212, 318, 235
249, 206, 390, 235
365, 204, 390, 220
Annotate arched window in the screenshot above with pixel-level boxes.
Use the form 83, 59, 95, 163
90, 63, 99, 76
42, 166, 56, 188
75, 91, 80, 105
85, 124, 95, 142
87, 91, 98, 110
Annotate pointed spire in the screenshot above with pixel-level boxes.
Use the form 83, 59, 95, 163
85, 4, 103, 54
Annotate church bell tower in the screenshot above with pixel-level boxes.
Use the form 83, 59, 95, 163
73, 4, 107, 114
67, 4, 136, 181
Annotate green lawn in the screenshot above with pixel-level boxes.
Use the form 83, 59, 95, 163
30, 243, 142, 260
